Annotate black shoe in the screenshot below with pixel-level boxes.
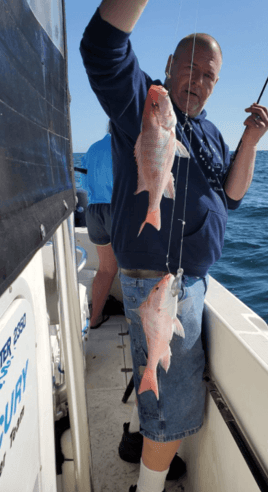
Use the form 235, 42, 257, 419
167, 454, 187, 481
103, 295, 125, 316
90, 314, 110, 329
119, 422, 143, 464
129, 487, 165, 492
120, 423, 187, 481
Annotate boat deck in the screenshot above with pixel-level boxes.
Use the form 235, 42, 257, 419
84, 315, 185, 492
75, 228, 268, 492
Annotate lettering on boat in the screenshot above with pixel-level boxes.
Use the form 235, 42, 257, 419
0, 359, 29, 450
0, 313, 27, 390
0, 452, 6, 477
10, 406, 25, 448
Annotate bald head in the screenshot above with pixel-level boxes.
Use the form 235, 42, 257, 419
174, 33, 222, 64
165, 33, 222, 117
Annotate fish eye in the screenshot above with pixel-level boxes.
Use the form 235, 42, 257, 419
152, 102, 159, 108
155, 286, 159, 290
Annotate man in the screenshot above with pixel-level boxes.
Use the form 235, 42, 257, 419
80, 1, 268, 491
82, 121, 118, 329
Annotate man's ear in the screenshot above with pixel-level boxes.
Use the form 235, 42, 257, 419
165, 54, 173, 76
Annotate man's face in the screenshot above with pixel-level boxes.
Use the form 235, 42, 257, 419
166, 41, 221, 117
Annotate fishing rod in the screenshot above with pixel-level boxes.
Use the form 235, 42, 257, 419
231, 75, 268, 162
74, 166, 87, 174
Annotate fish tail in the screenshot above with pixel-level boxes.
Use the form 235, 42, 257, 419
138, 209, 161, 236
138, 368, 159, 400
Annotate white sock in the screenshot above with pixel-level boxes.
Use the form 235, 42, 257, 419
137, 459, 168, 492
129, 402, 140, 433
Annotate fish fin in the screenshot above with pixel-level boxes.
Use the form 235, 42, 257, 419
175, 140, 190, 158
163, 173, 175, 199
177, 296, 193, 317
138, 368, 159, 400
173, 317, 185, 338
138, 209, 161, 236
134, 172, 148, 195
134, 134, 149, 195
129, 307, 140, 316
134, 133, 142, 162
160, 348, 171, 372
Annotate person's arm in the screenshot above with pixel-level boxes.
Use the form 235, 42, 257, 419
99, 0, 149, 33
224, 103, 268, 200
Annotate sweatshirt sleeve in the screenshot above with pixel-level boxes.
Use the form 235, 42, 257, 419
80, 9, 151, 142
224, 192, 242, 210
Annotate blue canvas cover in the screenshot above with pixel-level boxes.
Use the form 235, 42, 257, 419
0, 0, 76, 296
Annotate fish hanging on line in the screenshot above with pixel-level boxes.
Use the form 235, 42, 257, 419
131, 273, 185, 400
134, 84, 190, 236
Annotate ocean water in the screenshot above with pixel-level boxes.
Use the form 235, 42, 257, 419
73, 151, 268, 323
210, 151, 268, 323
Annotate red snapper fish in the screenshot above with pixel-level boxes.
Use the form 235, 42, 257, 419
132, 273, 185, 400
134, 85, 189, 236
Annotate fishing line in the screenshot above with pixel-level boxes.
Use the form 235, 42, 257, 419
166, 0, 184, 81
166, 0, 200, 276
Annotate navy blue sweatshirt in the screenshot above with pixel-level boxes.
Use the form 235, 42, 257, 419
80, 9, 241, 277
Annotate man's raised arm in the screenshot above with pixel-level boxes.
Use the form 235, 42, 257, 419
99, 0, 149, 33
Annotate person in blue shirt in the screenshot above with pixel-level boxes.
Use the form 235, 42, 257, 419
80, 2, 268, 491
82, 121, 118, 329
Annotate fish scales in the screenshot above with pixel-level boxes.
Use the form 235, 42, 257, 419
132, 274, 185, 400
134, 85, 189, 236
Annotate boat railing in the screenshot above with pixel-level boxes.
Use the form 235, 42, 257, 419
52, 216, 94, 492
76, 246, 88, 274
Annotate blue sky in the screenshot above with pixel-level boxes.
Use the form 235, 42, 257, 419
65, 0, 268, 152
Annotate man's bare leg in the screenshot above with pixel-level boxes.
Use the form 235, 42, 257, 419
90, 243, 118, 327
142, 436, 182, 471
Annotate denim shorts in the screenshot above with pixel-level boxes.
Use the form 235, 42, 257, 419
86, 203, 111, 245
119, 271, 208, 442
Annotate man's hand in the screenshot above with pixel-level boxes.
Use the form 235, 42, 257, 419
224, 102, 268, 201
242, 103, 268, 147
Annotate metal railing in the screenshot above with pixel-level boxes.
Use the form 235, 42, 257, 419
76, 245, 87, 273
53, 216, 94, 492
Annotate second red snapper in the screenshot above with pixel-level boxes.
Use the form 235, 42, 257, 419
134, 85, 189, 236
132, 273, 185, 400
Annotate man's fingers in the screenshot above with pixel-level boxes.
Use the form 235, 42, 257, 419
244, 103, 268, 129
245, 103, 268, 119
244, 114, 265, 127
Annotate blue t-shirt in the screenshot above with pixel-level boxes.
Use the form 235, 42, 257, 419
80, 9, 242, 277
81, 133, 113, 204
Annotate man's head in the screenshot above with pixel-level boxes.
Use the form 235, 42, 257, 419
165, 34, 222, 117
